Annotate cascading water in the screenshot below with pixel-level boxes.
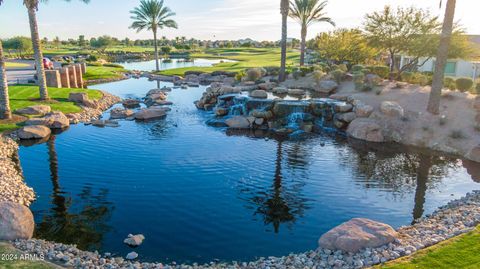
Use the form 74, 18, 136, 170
286, 112, 308, 130
229, 96, 248, 116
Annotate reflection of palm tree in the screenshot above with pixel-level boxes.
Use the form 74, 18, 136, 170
35, 136, 114, 251
412, 155, 432, 224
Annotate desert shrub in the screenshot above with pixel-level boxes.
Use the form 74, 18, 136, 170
313, 70, 325, 85
352, 72, 365, 91
337, 64, 348, 72
415, 74, 430, 86
456, 77, 474, 92
313, 64, 324, 72
351, 64, 365, 73
246, 68, 263, 82
235, 70, 246, 81
264, 66, 280, 76
86, 55, 98, 62
299, 66, 314, 76
369, 65, 390, 79
330, 69, 345, 84
444, 77, 456, 90
292, 69, 302, 80
103, 63, 124, 68
401, 72, 414, 83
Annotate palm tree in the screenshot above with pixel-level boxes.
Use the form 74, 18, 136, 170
0, 39, 12, 120
289, 0, 335, 66
427, 0, 456, 114
130, 0, 178, 72
20, 0, 90, 100
279, 0, 289, 82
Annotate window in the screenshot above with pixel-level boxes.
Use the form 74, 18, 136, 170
444, 62, 457, 75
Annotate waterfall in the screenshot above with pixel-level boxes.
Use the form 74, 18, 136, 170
228, 96, 248, 116
286, 112, 308, 130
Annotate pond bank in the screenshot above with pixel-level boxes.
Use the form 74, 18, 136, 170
7, 191, 480, 269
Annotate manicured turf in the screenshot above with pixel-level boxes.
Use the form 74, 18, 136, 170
377, 226, 480, 269
0, 85, 102, 132
0, 243, 56, 269
159, 47, 300, 76
84, 65, 127, 81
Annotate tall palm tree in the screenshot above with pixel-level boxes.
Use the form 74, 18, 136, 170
0, 39, 12, 120
19, 0, 90, 100
289, 0, 334, 66
427, 0, 456, 114
130, 0, 178, 72
279, 0, 289, 82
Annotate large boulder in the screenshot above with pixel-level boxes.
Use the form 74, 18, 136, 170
272, 87, 288, 94
336, 112, 356, 123
347, 118, 384, 142
225, 116, 251, 129
380, 101, 404, 117
26, 112, 70, 129
355, 104, 374, 118
314, 80, 338, 94
123, 99, 141, 109
249, 90, 268, 99
134, 107, 168, 121
288, 89, 306, 96
319, 218, 398, 253
17, 126, 51, 140
334, 102, 353, 113
258, 82, 276, 91
0, 202, 34, 240
16, 105, 51, 116
110, 108, 134, 119
68, 92, 89, 103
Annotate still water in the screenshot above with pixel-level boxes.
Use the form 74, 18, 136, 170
18, 77, 480, 264
116, 58, 234, 72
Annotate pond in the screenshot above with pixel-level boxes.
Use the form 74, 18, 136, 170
116, 58, 234, 72
18, 77, 480, 264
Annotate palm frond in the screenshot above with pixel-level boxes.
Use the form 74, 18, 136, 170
129, 0, 177, 33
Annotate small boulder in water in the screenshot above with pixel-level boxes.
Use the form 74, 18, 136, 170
124, 234, 145, 247
125, 251, 138, 260
226, 116, 251, 129
249, 90, 268, 99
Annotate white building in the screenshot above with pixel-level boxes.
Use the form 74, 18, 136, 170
400, 56, 480, 79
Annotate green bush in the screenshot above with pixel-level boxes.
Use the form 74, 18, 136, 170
351, 64, 365, 73
401, 72, 414, 83
444, 77, 456, 90
352, 72, 365, 91
369, 65, 390, 79
330, 69, 345, 84
264, 66, 280, 76
86, 55, 98, 62
337, 64, 348, 72
455, 77, 474, 92
415, 74, 430, 86
235, 70, 246, 81
313, 70, 325, 85
299, 66, 313, 76
246, 68, 263, 82
103, 63, 124, 68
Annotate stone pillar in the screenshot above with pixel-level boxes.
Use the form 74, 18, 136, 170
45, 70, 62, 88
75, 64, 84, 88
80, 62, 87, 74
68, 65, 78, 88
59, 67, 70, 88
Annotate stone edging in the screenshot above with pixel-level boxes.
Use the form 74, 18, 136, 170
11, 191, 480, 269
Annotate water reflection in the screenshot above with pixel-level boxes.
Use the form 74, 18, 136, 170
34, 136, 115, 251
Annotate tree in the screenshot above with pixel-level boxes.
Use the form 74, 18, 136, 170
160, 46, 171, 55
313, 29, 378, 65
0, 39, 11, 120
364, 6, 439, 80
90, 35, 113, 51
14, 0, 90, 100
279, 0, 289, 82
427, 0, 457, 115
130, 0, 178, 72
53, 36, 60, 49
78, 35, 87, 48
3, 37, 32, 58
289, 0, 334, 66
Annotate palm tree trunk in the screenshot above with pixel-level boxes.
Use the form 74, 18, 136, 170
27, 6, 49, 100
427, 0, 456, 115
153, 30, 160, 72
279, 1, 288, 82
0, 40, 12, 120
300, 25, 307, 66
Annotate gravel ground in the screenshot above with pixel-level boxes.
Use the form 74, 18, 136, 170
12, 191, 480, 269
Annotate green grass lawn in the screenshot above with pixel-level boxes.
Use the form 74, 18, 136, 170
5, 62, 30, 68
377, 226, 480, 269
0, 85, 102, 132
84, 65, 127, 81
159, 47, 300, 76
0, 243, 56, 269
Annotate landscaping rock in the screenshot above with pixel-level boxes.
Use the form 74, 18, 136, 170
124, 234, 145, 247
122, 99, 141, 109
272, 87, 288, 94
126, 252, 138, 260
15, 105, 51, 116
329, 93, 351, 101
466, 145, 480, 163
225, 116, 251, 129
134, 107, 168, 121
17, 126, 51, 140
249, 90, 268, 99
68, 92, 89, 103
347, 118, 384, 142
315, 80, 338, 94
334, 103, 353, 113
380, 101, 404, 117
110, 108, 134, 119
319, 218, 398, 253
26, 112, 70, 129
215, 107, 228, 117
0, 202, 34, 241
258, 82, 276, 91
355, 104, 374, 118
288, 89, 306, 96
336, 112, 356, 123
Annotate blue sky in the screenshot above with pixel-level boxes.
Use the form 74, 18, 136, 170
0, 0, 478, 41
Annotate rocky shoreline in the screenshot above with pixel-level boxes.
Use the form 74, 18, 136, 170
9, 191, 480, 269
